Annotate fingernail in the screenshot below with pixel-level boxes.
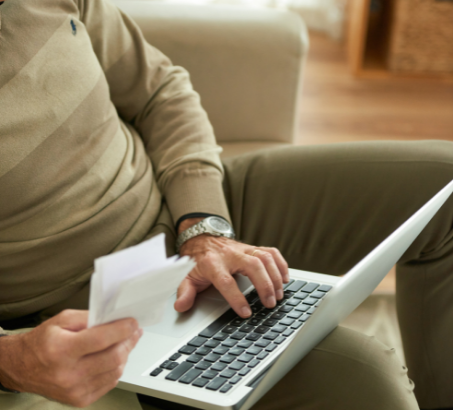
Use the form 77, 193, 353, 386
266, 296, 276, 307
137, 328, 144, 338
241, 306, 252, 317
276, 289, 283, 300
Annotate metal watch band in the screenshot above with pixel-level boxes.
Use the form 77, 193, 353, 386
175, 218, 234, 253
0, 334, 20, 394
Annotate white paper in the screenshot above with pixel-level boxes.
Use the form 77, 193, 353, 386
88, 234, 195, 328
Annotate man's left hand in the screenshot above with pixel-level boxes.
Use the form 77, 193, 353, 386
174, 220, 289, 318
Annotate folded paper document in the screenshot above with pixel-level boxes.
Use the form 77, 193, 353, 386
88, 234, 195, 328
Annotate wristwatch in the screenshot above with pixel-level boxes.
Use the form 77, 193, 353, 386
176, 216, 235, 253
0, 334, 19, 394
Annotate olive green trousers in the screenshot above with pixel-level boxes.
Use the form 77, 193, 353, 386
3, 140, 453, 410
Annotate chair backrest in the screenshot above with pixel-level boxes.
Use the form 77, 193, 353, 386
115, 1, 308, 145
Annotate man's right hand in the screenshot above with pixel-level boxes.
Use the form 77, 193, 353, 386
0, 310, 142, 408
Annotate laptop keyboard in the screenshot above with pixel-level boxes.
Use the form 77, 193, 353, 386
149, 280, 332, 393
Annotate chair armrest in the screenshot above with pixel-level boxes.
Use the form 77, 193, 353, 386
114, 1, 308, 145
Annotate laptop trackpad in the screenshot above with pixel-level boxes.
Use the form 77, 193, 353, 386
144, 287, 227, 339
144, 276, 252, 339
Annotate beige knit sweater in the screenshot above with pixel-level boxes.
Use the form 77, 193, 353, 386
0, 0, 230, 323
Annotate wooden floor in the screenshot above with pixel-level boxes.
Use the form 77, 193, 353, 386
296, 31, 453, 293
296, 32, 453, 146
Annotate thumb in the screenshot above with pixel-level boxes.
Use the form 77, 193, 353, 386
174, 278, 198, 313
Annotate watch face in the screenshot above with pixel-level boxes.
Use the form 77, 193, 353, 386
207, 217, 232, 233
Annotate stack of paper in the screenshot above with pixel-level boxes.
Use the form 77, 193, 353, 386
88, 234, 195, 328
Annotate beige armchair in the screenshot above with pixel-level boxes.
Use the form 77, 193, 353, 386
115, 1, 309, 158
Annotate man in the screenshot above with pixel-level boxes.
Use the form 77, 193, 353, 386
0, 0, 451, 409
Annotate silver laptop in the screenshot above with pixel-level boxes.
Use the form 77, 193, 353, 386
119, 180, 453, 410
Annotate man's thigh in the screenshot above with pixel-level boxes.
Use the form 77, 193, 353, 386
222, 140, 453, 273
0, 388, 142, 410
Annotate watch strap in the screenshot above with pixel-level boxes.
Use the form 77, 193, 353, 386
175, 218, 234, 253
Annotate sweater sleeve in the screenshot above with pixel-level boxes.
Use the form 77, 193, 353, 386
77, 0, 231, 225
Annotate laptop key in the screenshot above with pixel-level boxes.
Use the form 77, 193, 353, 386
188, 336, 208, 347
246, 346, 263, 355
286, 298, 301, 306
192, 377, 209, 388
205, 353, 221, 363
255, 311, 270, 319
263, 332, 279, 340
239, 325, 255, 333
287, 311, 302, 319
237, 340, 254, 348
257, 352, 269, 360
318, 284, 333, 292
300, 314, 311, 322
213, 332, 229, 341
202, 370, 219, 379
230, 376, 242, 384
196, 347, 211, 356
231, 318, 247, 327
166, 362, 179, 370
265, 343, 278, 352
270, 312, 285, 320
282, 279, 295, 290
303, 298, 318, 306
199, 309, 237, 338
230, 331, 247, 340
254, 326, 270, 334
246, 291, 259, 304
219, 355, 236, 364
248, 318, 262, 326
220, 369, 236, 379
286, 280, 307, 293
238, 367, 251, 376
179, 369, 202, 384
160, 360, 173, 369
251, 305, 261, 313
222, 339, 238, 348
237, 353, 254, 363
178, 345, 197, 355
229, 361, 245, 371
311, 291, 326, 299
230, 347, 245, 356
169, 353, 182, 361
206, 377, 227, 391
213, 346, 230, 355
248, 359, 260, 368
186, 354, 203, 364
195, 361, 212, 370
245, 333, 261, 341
291, 321, 304, 330
220, 383, 233, 393
165, 362, 193, 381
280, 318, 295, 326
255, 339, 271, 348
274, 336, 286, 344
222, 325, 237, 334
205, 340, 221, 348
300, 283, 319, 293
211, 362, 228, 372
150, 368, 163, 377
271, 325, 287, 333
283, 329, 294, 337
295, 304, 310, 312
262, 319, 279, 327
308, 307, 316, 314
294, 292, 309, 300
278, 305, 293, 313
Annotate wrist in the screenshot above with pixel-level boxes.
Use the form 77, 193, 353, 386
0, 335, 21, 393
